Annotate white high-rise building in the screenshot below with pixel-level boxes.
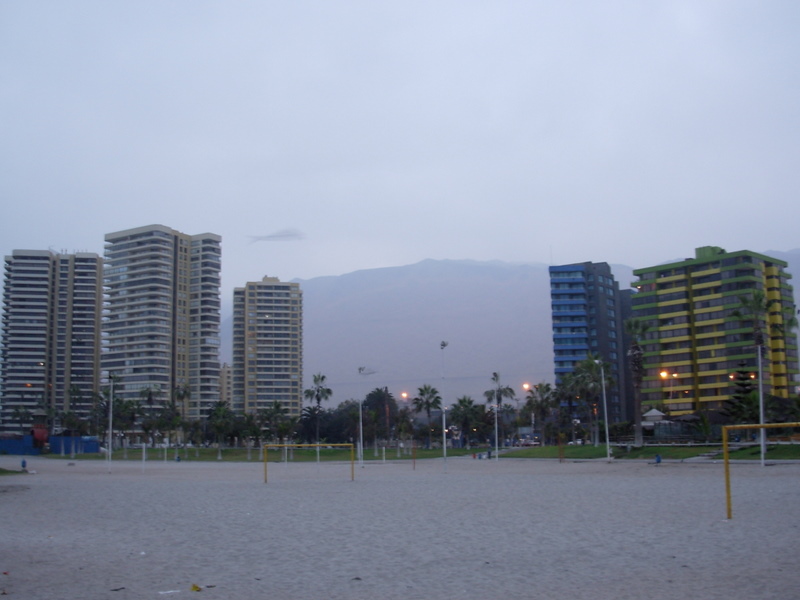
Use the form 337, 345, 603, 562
103, 225, 221, 419
1, 250, 102, 435
233, 277, 303, 417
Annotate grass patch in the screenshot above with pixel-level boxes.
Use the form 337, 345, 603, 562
502, 445, 610, 460
42, 445, 486, 463
503, 445, 722, 460
727, 444, 800, 460
0, 468, 27, 476
615, 446, 720, 460
39, 443, 800, 463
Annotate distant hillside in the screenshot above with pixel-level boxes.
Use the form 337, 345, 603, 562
222, 259, 633, 404
220, 250, 799, 406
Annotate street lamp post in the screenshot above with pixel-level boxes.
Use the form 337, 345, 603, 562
595, 360, 611, 462
757, 344, 765, 467
358, 399, 364, 468
660, 370, 678, 400
493, 403, 499, 461
523, 383, 534, 445
442, 406, 447, 472
107, 375, 114, 473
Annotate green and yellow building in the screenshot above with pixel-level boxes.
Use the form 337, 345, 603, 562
631, 246, 798, 415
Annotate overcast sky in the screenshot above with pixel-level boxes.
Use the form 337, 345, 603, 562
2, 2, 799, 301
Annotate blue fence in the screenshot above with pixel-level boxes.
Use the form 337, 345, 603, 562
0, 435, 100, 456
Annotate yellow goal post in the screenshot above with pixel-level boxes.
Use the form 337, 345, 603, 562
723, 422, 800, 519
262, 443, 355, 483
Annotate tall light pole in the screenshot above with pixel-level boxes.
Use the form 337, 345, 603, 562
493, 403, 499, 461
757, 344, 765, 467
595, 360, 611, 462
358, 399, 364, 468
523, 383, 534, 444
107, 375, 114, 473
442, 406, 447, 472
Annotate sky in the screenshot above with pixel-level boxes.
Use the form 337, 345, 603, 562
2, 1, 800, 305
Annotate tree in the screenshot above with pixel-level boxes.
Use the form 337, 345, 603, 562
173, 383, 191, 454
625, 318, 650, 447
258, 401, 289, 443
274, 416, 299, 444
394, 405, 416, 448
61, 410, 86, 458
732, 289, 782, 462
139, 386, 162, 447
114, 399, 141, 458
412, 384, 441, 449
363, 387, 398, 442
207, 400, 234, 460
572, 355, 613, 446
238, 412, 262, 460
304, 373, 332, 444
449, 396, 481, 449
483, 372, 516, 447
523, 382, 555, 446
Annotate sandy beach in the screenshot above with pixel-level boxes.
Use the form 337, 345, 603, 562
1, 454, 798, 600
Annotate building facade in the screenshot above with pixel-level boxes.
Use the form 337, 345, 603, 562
233, 276, 303, 417
631, 246, 799, 415
103, 225, 221, 419
1, 250, 102, 435
549, 262, 631, 422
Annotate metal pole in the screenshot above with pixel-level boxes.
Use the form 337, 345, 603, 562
494, 403, 499, 461
442, 407, 447, 472
758, 344, 765, 467
598, 361, 611, 462
723, 426, 732, 519
107, 376, 113, 473
358, 400, 364, 468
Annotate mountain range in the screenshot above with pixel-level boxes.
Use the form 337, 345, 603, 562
221, 249, 800, 407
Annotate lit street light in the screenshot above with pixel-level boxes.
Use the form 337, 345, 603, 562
595, 360, 611, 462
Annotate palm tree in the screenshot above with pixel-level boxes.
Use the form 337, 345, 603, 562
394, 406, 416, 451
449, 396, 481, 449
572, 355, 612, 446
275, 416, 299, 444
139, 386, 161, 448
173, 383, 191, 455
625, 318, 650, 447
61, 410, 86, 458
207, 400, 234, 460
412, 384, 441, 449
523, 382, 555, 446
303, 373, 332, 444
259, 401, 289, 443
483, 372, 515, 447
730, 289, 794, 463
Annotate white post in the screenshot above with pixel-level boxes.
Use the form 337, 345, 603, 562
494, 403, 499, 461
358, 401, 364, 468
597, 361, 611, 462
758, 344, 766, 467
442, 407, 447, 472
107, 376, 113, 473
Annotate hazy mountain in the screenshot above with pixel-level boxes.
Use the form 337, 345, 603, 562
222, 259, 634, 405
221, 249, 800, 406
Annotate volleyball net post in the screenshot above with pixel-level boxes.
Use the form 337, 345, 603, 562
723, 421, 800, 519
262, 443, 355, 483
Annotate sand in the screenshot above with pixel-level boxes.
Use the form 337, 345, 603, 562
1, 454, 798, 600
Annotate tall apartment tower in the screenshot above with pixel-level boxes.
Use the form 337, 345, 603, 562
631, 246, 799, 415
1, 250, 102, 435
103, 225, 221, 419
233, 276, 303, 417
549, 262, 631, 422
